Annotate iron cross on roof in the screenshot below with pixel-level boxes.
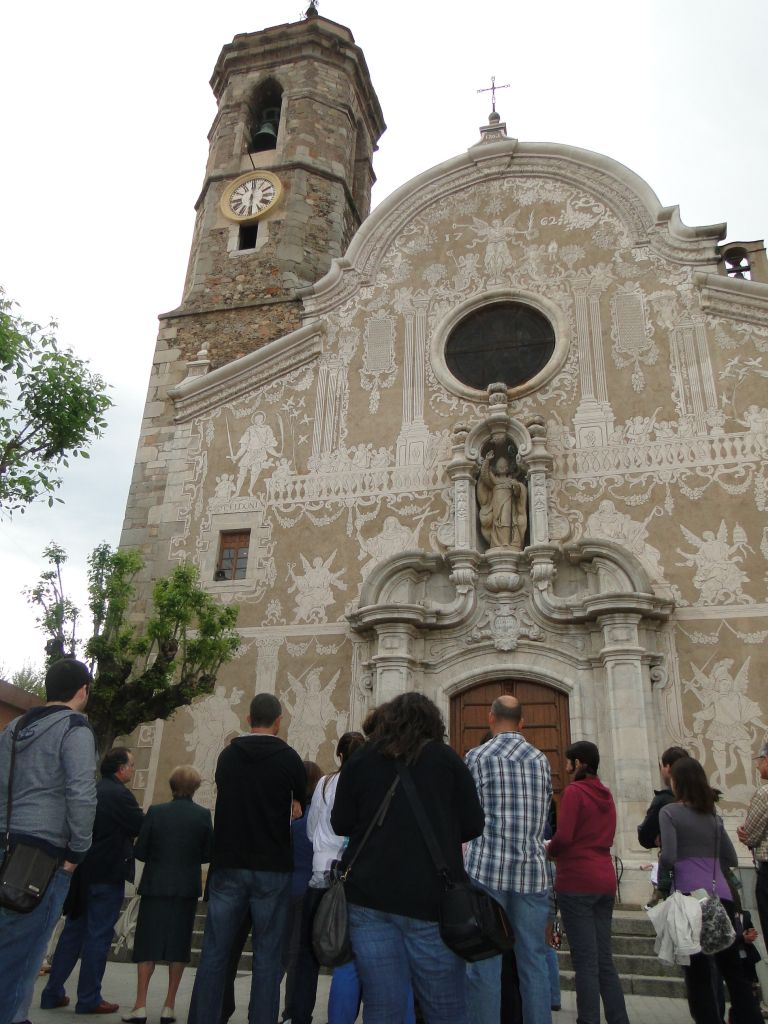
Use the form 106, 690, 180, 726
477, 76, 510, 114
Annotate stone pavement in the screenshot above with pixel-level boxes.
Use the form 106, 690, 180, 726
27, 961, 694, 1024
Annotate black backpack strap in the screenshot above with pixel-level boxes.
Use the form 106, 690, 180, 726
394, 760, 452, 884
341, 773, 400, 879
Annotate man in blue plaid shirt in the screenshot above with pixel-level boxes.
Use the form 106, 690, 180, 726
464, 696, 553, 1024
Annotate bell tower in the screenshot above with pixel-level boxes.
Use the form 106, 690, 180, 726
176, 10, 385, 366
120, 10, 384, 576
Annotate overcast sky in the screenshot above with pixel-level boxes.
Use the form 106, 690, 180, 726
1, 0, 767, 676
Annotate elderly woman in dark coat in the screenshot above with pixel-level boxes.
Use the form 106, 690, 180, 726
122, 766, 213, 1024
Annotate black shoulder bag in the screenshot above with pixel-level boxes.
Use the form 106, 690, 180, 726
311, 773, 400, 967
395, 761, 514, 962
0, 714, 61, 913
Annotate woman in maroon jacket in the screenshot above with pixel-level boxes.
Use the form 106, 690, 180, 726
547, 741, 629, 1024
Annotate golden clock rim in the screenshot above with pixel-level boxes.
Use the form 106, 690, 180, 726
220, 170, 283, 223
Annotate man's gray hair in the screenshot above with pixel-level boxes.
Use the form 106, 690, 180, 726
491, 697, 522, 723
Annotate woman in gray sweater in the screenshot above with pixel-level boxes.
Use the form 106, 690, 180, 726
659, 757, 761, 1024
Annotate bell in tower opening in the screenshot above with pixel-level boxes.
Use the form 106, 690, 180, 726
248, 78, 282, 153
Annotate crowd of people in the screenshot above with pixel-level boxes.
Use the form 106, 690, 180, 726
1, 658, 767, 1024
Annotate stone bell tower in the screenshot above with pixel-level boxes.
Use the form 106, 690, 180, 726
120, 10, 384, 573
176, 9, 385, 365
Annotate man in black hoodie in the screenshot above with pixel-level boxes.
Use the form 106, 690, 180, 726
188, 693, 306, 1024
637, 745, 688, 905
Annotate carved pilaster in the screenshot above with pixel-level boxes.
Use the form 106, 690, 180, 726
597, 612, 656, 859
521, 419, 552, 545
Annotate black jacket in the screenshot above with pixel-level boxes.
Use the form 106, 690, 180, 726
637, 787, 675, 849
331, 741, 485, 922
213, 734, 306, 872
82, 775, 144, 884
136, 797, 213, 898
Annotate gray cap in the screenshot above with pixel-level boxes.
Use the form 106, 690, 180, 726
756, 739, 768, 759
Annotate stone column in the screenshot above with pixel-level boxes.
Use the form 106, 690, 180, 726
597, 613, 657, 864
254, 634, 284, 694
372, 624, 417, 702
522, 421, 552, 546
445, 423, 478, 552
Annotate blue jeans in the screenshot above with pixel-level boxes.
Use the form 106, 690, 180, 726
466, 888, 551, 1024
289, 885, 324, 1024
188, 869, 290, 1024
0, 862, 72, 1024
327, 960, 361, 1024
327, 958, 415, 1024
348, 904, 466, 1024
41, 881, 125, 1011
546, 945, 561, 1007
558, 892, 629, 1024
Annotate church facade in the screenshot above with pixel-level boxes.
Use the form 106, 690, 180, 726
120, 10, 768, 901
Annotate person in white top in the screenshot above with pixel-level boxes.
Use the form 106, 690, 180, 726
290, 732, 365, 1024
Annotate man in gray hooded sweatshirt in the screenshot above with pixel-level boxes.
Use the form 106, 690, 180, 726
0, 659, 97, 1024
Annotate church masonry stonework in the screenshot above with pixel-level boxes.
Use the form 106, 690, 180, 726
120, 11, 768, 901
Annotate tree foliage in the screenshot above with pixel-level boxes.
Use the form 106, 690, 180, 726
0, 661, 45, 698
0, 291, 112, 513
26, 544, 241, 756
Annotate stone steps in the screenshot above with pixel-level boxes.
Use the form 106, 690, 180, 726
557, 907, 686, 999
112, 902, 688, 999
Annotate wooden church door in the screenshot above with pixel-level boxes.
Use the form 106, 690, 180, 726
449, 679, 571, 801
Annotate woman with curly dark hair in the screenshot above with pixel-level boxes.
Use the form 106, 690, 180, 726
331, 693, 485, 1024
659, 757, 762, 1024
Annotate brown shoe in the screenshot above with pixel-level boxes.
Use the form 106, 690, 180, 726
77, 1003, 119, 1015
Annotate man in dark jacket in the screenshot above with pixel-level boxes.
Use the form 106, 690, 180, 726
42, 747, 144, 1014
637, 745, 688, 904
188, 693, 306, 1024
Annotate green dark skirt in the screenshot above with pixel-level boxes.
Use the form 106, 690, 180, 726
132, 895, 197, 963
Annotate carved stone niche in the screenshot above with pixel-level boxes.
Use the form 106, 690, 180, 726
447, 383, 552, 556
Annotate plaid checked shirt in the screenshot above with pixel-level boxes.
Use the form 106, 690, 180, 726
743, 783, 768, 862
464, 731, 552, 893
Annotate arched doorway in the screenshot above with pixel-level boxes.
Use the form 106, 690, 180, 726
449, 679, 571, 800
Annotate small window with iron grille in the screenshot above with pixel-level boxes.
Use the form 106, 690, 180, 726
215, 530, 250, 581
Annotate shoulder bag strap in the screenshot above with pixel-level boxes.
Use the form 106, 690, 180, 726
712, 813, 722, 895
341, 773, 400, 879
394, 760, 452, 884
4, 714, 27, 851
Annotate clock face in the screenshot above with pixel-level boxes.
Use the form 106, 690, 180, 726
221, 171, 282, 222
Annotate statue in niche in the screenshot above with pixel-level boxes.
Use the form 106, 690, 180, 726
476, 449, 528, 550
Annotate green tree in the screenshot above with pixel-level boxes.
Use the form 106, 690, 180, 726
0, 661, 45, 698
0, 290, 112, 514
26, 543, 241, 756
